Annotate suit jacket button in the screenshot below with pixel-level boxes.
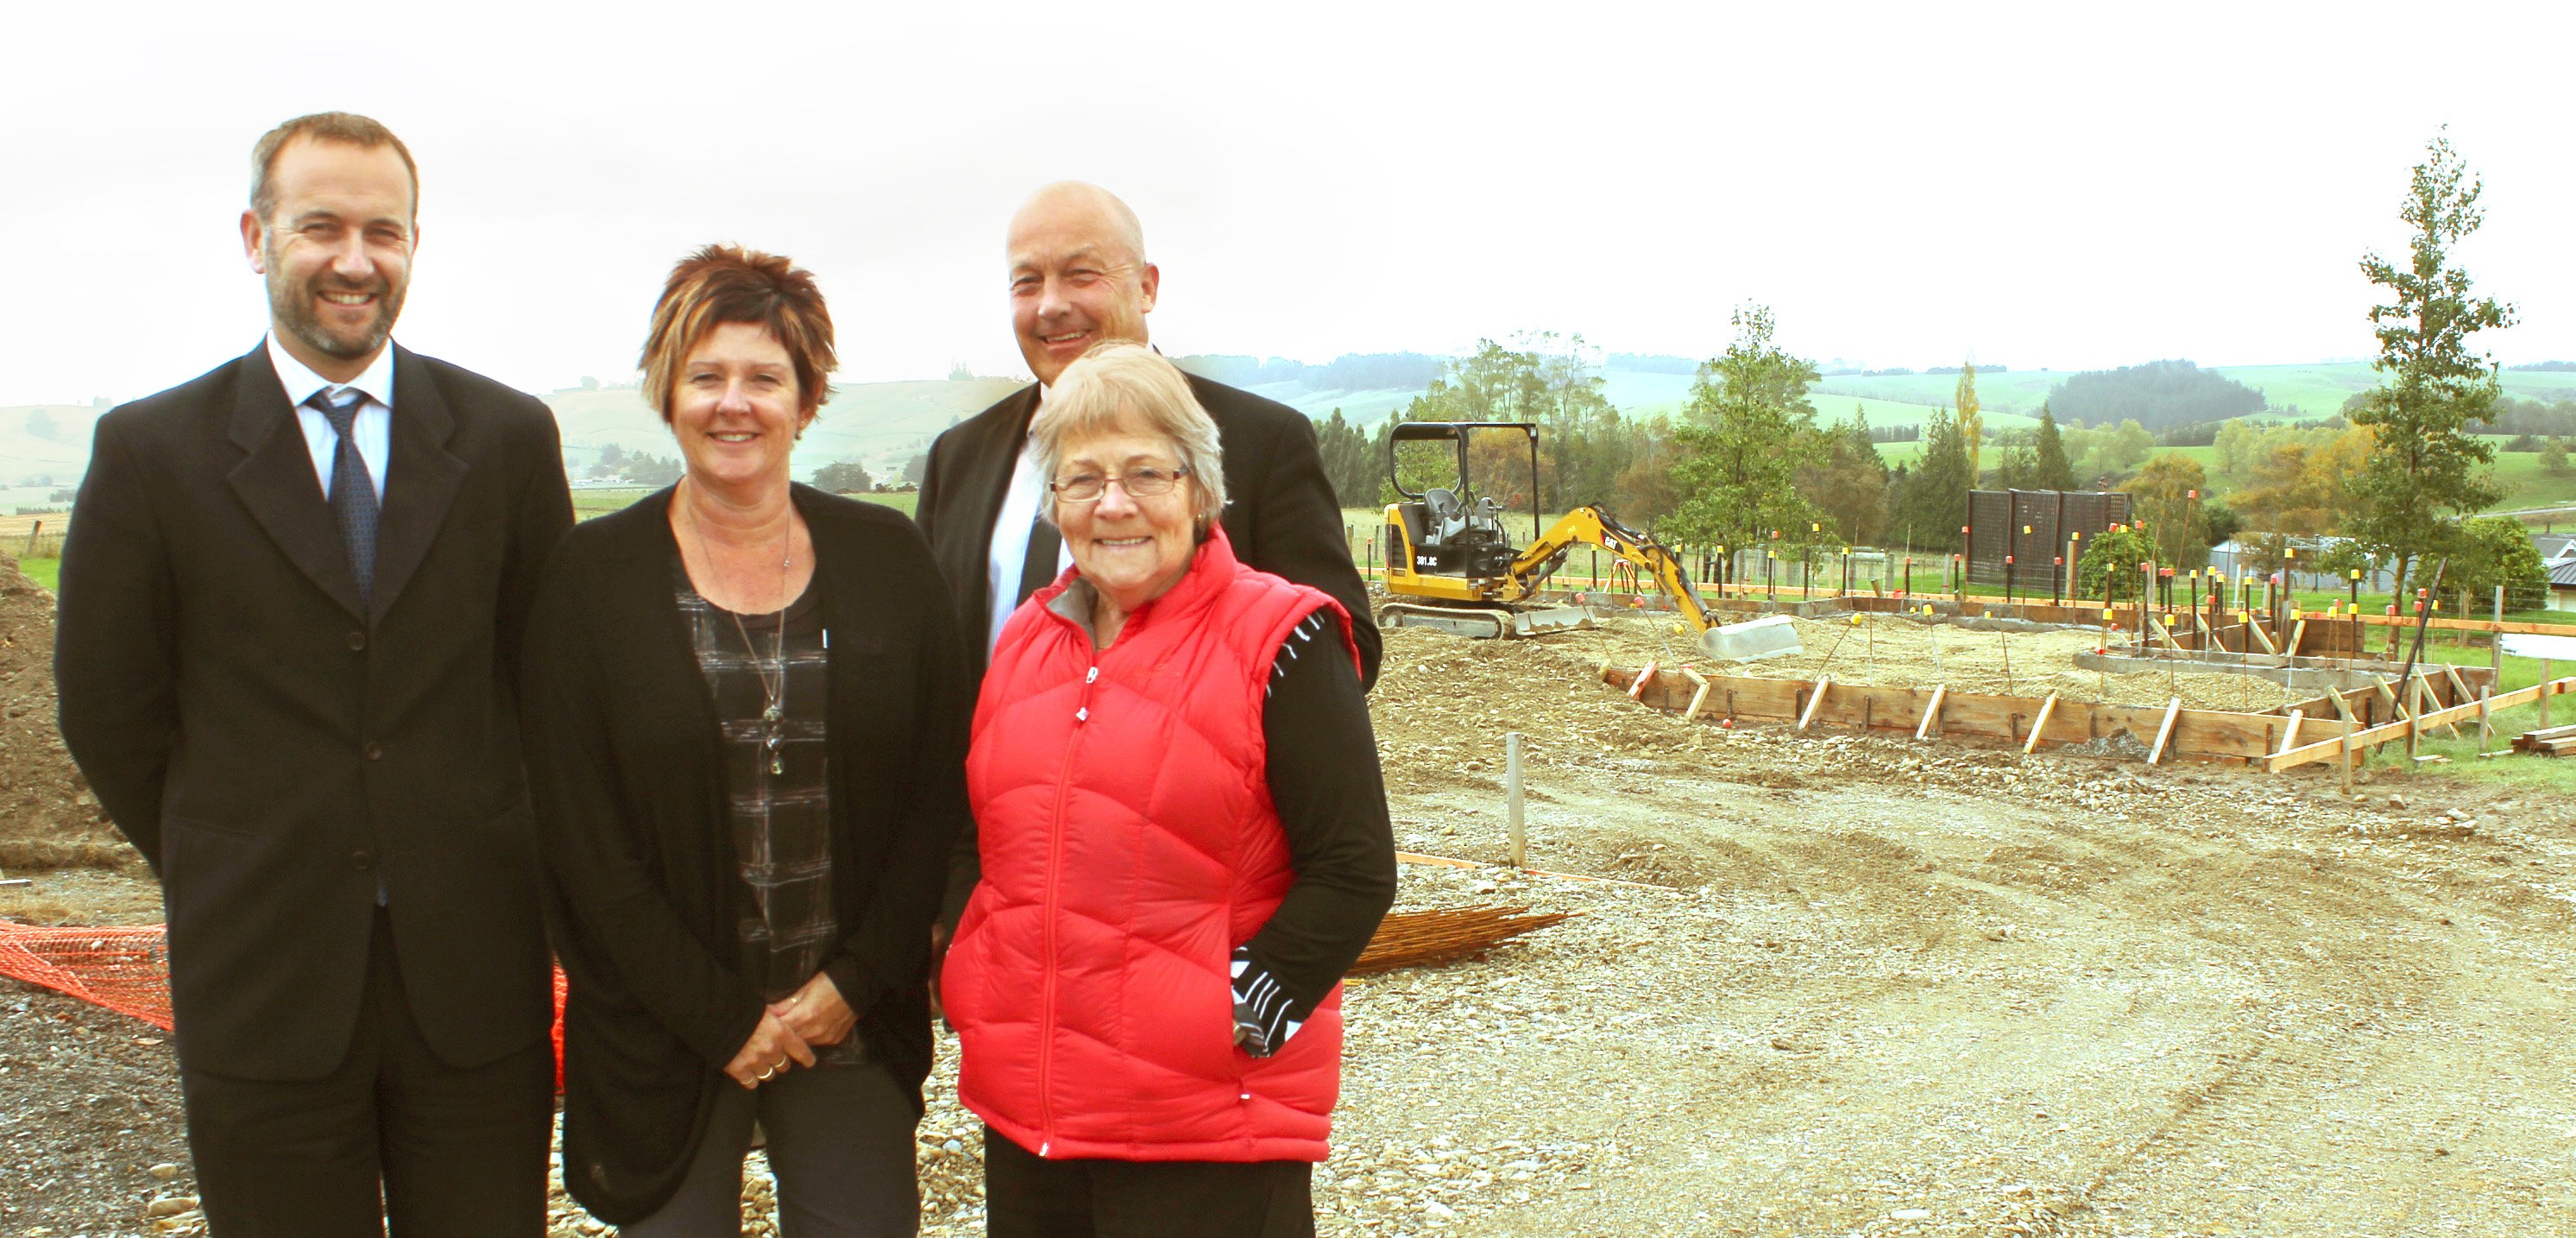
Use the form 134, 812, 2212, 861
346, 630, 367, 651
351, 850, 375, 870
363, 742, 383, 761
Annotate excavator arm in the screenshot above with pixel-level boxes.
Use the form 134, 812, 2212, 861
1502, 506, 1721, 630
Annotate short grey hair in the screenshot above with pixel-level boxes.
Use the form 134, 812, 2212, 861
251, 112, 419, 224
1034, 340, 1225, 535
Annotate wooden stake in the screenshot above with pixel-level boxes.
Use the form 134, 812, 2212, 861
1628, 659, 1658, 701
1680, 667, 1712, 723
2477, 687, 2493, 755
2275, 709, 2302, 756
2439, 665, 2475, 738
2149, 697, 2182, 765
1915, 685, 1946, 741
2327, 687, 2358, 794
1505, 732, 1526, 870
1798, 674, 1831, 730
2023, 692, 2058, 755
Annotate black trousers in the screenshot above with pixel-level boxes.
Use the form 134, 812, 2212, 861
621, 1060, 921, 1237
982, 1129, 1313, 1238
179, 909, 554, 1237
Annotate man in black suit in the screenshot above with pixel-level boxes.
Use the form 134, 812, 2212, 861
915, 181, 1379, 690
54, 112, 571, 1235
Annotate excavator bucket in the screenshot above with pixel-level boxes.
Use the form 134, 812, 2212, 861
1699, 614, 1802, 662
1509, 606, 1595, 637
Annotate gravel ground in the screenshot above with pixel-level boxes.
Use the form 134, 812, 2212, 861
0, 983, 197, 1236
9, 615, 2576, 1235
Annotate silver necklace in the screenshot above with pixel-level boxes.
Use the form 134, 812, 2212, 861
687, 483, 793, 775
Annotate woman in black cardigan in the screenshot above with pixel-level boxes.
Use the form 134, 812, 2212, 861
522, 245, 969, 1233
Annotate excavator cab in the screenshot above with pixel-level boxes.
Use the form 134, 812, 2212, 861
1383, 422, 1539, 585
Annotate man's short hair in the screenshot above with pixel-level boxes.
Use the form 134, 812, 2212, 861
1035, 340, 1226, 534
639, 244, 840, 420
249, 112, 419, 223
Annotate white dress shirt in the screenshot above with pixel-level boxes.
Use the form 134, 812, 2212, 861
986, 385, 1073, 653
266, 334, 392, 502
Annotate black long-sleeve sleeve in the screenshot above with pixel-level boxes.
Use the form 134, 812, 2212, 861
54, 414, 180, 871
1239, 612, 1397, 1026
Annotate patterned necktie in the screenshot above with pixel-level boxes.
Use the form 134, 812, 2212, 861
309, 387, 380, 606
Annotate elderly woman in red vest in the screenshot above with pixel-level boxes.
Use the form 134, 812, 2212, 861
940, 340, 1396, 1237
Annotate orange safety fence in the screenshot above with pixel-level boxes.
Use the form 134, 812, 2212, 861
0, 922, 572, 1084
0, 924, 173, 1029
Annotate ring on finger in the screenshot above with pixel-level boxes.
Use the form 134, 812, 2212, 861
756, 1067, 777, 1082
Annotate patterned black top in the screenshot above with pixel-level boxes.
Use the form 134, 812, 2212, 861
672, 558, 863, 1064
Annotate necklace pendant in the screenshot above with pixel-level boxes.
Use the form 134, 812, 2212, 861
770, 751, 785, 776
763, 702, 783, 725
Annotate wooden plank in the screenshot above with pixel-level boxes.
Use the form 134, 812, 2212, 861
2149, 698, 2182, 765
2270, 677, 2576, 771
2276, 709, 2303, 756
2344, 613, 2576, 638
1680, 667, 1712, 723
2023, 693, 2059, 755
1797, 674, 1831, 730
2148, 616, 2182, 653
2288, 618, 2308, 659
2249, 620, 2278, 655
1915, 684, 1946, 741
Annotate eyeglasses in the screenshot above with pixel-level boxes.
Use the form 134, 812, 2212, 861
1050, 464, 1191, 503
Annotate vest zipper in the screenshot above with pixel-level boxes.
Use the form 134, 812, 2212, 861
1037, 649, 1102, 1156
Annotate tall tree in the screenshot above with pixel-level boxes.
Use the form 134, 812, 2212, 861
2348, 130, 2515, 599
2032, 404, 2076, 490
2120, 453, 2213, 570
1793, 411, 1890, 544
1955, 361, 1983, 481
1313, 408, 1378, 509
1887, 406, 1972, 552
1662, 305, 1825, 551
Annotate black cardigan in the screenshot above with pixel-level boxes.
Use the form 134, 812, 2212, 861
520, 486, 971, 1223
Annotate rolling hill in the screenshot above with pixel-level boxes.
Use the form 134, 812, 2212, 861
4, 359, 2572, 514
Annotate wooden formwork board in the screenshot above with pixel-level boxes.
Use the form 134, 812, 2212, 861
2268, 677, 2576, 772
1601, 666, 2355, 764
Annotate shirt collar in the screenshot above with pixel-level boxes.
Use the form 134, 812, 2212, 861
266, 333, 395, 411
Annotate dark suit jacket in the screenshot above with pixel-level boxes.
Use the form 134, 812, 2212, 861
520, 486, 969, 1223
54, 344, 574, 1082
916, 373, 1379, 690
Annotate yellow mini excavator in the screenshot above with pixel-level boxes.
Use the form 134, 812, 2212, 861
1378, 421, 1729, 648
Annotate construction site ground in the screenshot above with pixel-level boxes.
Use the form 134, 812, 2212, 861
7, 614, 2576, 1235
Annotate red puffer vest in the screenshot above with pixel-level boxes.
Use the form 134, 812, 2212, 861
942, 529, 1357, 1163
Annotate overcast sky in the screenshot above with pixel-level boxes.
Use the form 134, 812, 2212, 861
10, 1, 2572, 405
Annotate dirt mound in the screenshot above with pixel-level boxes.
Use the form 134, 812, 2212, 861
0, 553, 130, 872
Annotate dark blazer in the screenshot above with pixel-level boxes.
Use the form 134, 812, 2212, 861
520, 486, 970, 1224
54, 344, 573, 1082
916, 373, 1379, 691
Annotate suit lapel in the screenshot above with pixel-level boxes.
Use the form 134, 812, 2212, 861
224, 350, 367, 620
368, 345, 469, 626
957, 385, 1041, 622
